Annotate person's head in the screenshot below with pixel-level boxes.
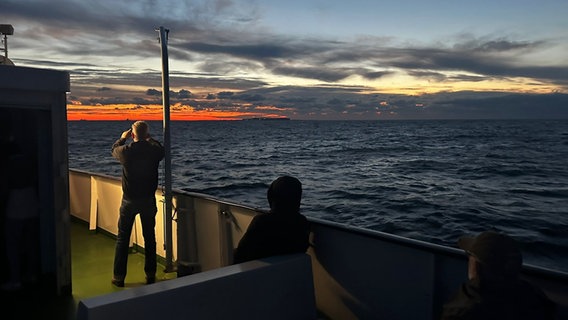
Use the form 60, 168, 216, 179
131, 121, 149, 141
267, 175, 302, 214
458, 231, 523, 283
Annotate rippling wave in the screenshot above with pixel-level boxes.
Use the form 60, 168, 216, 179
68, 119, 568, 272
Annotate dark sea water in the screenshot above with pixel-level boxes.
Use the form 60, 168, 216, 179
67, 119, 568, 273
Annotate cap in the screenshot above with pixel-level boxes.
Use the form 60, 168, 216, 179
458, 231, 522, 274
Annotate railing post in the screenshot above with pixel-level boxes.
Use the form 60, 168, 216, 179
157, 26, 174, 273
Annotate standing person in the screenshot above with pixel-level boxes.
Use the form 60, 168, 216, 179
440, 231, 556, 319
233, 175, 310, 264
111, 121, 164, 287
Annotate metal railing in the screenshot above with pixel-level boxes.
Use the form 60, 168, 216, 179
69, 169, 568, 320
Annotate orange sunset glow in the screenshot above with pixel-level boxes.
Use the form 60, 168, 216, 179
66, 103, 283, 121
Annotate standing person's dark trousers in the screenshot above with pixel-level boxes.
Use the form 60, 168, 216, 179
113, 196, 157, 283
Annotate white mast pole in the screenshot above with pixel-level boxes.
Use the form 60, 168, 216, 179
156, 26, 174, 272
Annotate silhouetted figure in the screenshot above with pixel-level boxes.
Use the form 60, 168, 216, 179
2, 149, 40, 291
111, 121, 164, 287
441, 231, 556, 320
233, 176, 310, 264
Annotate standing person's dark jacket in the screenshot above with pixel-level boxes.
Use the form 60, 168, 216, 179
112, 137, 164, 199
441, 277, 556, 319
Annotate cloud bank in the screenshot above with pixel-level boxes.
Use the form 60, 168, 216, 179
3, 0, 568, 119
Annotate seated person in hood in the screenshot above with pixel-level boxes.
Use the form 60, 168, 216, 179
233, 176, 310, 264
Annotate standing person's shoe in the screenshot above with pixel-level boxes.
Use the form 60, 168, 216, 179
111, 277, 124, 287
146, 275, 156, 284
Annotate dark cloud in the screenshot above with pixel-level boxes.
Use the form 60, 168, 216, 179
145, 88, 195, 100
387, 41, 568, 83
183, 42, 296, 60
407, 70, 448, 82
362, 71, 394, 80
146, 88, 161, 96
170, 74, 268, 91
455, 38, 542, 53
272, 66, 352, 82
85, 97, 156, 105
231, 93, 265, 102
217, 91, 235, 99
175, 89, 192, 99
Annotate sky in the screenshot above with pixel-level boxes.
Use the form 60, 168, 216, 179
2, 0, 568, 120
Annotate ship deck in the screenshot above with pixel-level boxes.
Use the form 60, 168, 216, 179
0, 219, 176, 320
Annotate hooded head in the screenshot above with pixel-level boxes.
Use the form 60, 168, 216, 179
267, 176, 302, 214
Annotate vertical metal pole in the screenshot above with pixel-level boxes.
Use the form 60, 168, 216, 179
157, 26, 174, 272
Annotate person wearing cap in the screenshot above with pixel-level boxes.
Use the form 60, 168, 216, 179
440, 231, 556, 319
233, 176, 310, 264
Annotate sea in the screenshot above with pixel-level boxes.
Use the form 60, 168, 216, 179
67, 119, 568, 273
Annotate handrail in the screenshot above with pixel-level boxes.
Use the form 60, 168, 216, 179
69, 168, 568, 280
308, 216, 568, 279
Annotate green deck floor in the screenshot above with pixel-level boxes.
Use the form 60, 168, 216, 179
0, 219, 177, 319
71, 219, 177, 299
